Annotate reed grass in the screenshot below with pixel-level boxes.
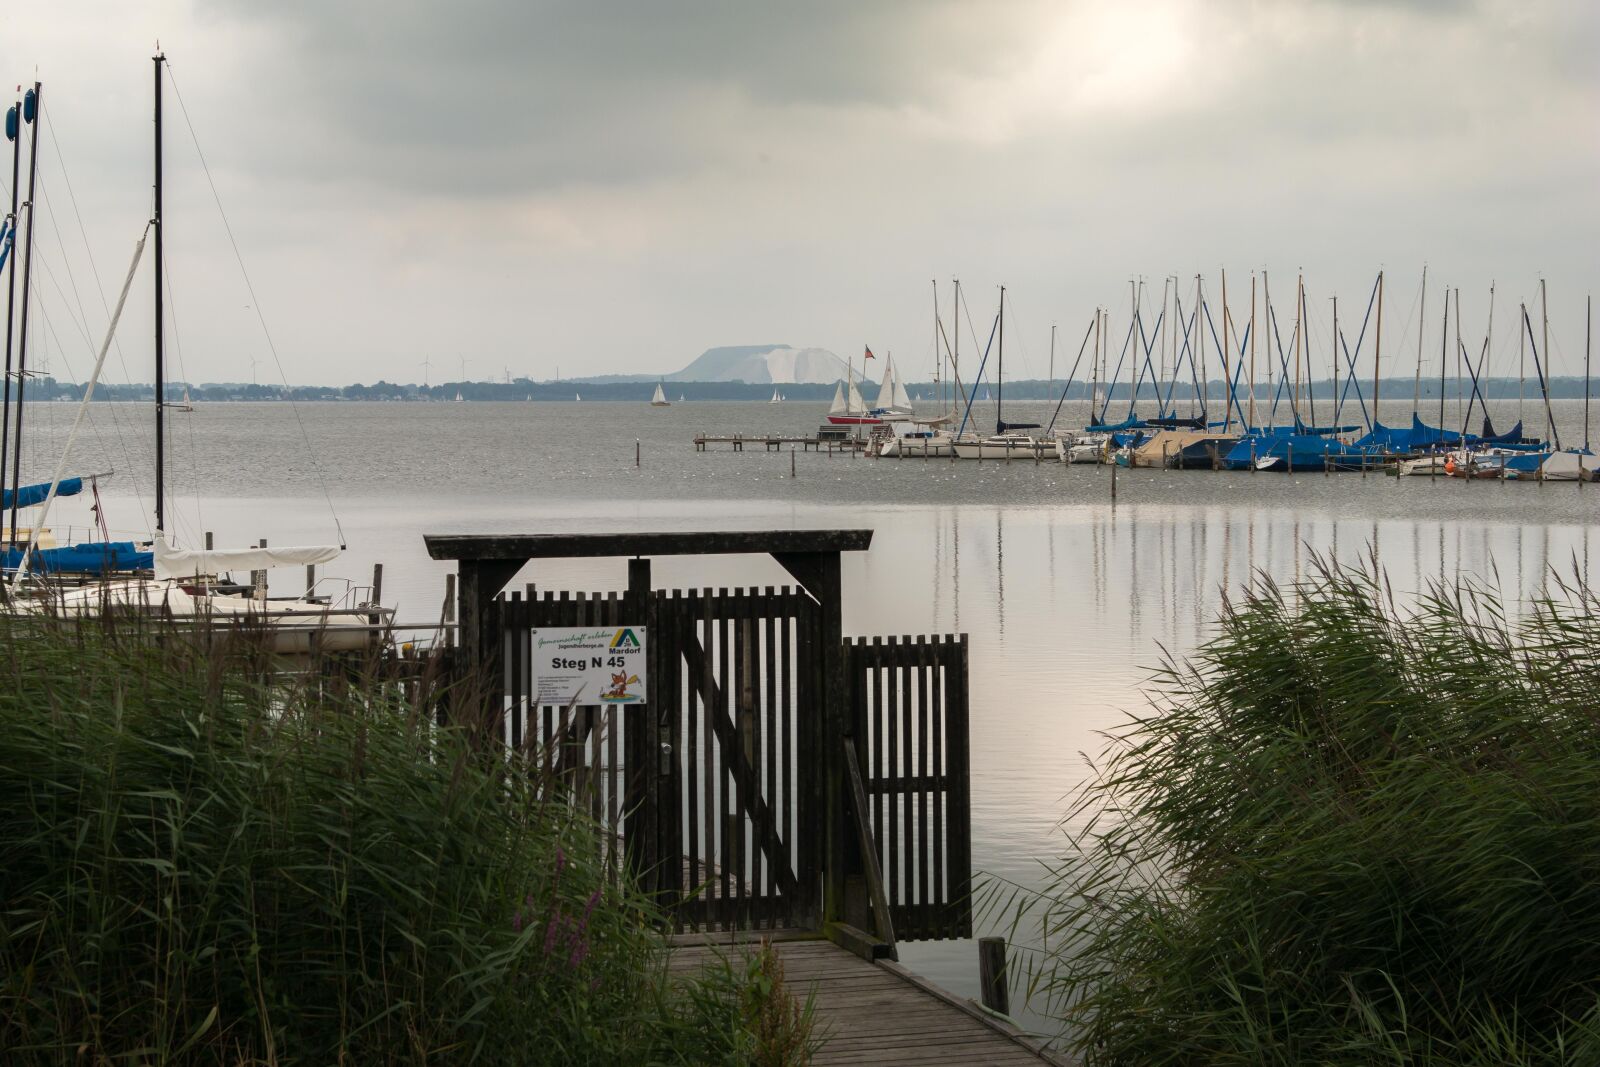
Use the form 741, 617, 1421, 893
0, 616, 812, 1065
990, 557, 1600, 1066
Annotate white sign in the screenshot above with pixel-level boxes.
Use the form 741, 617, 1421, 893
530, 626, 647, 705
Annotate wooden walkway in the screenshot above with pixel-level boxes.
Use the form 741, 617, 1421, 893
670, 937, 1069, 1066
693, 432, 871, 452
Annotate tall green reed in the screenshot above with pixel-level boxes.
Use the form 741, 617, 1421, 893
988, 557, 1600, 1066
0, 615, 810, 1065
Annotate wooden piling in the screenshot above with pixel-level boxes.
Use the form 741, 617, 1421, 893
791, 446, 797, 478
1110, 457, 1117, 500
636, 438, 641, 467
252, 538, 268, 601
978, 936, 1010, 1016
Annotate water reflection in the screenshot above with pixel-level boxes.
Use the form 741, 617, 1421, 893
77, 484, 1598, 1037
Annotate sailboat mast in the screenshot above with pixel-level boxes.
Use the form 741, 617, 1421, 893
1249, 273, 1257, 428
8, 83, 41, 544
1091, 307, 1100, 420
1293, 272, 1303, 423
1195, 274, 1205, 420
1540, 279, 1552, 447
0, 94, 21, 540
1220, 269, 1231, 433
1438, 287, 1447, 438
154, 53, 167, 532
932, 279, 941, 413
1586, 293, 1592, 452
1519, 290, 1526, 426
1372, 269, 1384, 430
996, 285, 1005, 434
1413, 266, 1426, 411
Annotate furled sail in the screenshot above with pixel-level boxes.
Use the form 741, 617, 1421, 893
2, 540, 150, 575
3, 477, 83, 510
153, 535, 341, 581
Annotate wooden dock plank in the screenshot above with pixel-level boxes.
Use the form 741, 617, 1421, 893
671, 938, 1068, 1066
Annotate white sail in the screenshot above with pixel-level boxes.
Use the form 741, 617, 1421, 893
651, 383, 668, 405
769, 387, 781, 404
891, 360, 913, 410
846, 378, 868, 414
828, 382, 847, 415
154, 535, 341, 582
874, 359, 897, 409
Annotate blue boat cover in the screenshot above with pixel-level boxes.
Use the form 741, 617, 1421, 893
1086, 416, 1146, 433
2, 477, 83, 510
2, 540, 151, 574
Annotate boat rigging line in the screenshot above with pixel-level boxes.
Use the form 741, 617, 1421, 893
162, 59, 347, 548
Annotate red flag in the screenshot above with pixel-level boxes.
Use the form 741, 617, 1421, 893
864, 346, 875, 360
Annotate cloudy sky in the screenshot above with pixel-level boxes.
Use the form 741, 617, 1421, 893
2, 0, 1596, 386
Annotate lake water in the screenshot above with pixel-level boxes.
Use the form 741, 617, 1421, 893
17, 397, 1599, 1039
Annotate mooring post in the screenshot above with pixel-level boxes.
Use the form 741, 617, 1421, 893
252, 538, 268, 601
791, 446, 797, 478
368, 562, 384, 626
1110, 456, 1117, 500
979, 936, 1010, 1016
635, 438, 641, 468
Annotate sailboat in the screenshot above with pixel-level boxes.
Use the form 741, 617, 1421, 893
768, 387, 782, 404
950, 286, 1046, 459
575, 392, 582, 401
826, 374, 876, 425
0, 84, 148, 578
454, 390, 464, 402
650, 383, 670, 406
172, 386, 194, 412
9, 55, 387, 650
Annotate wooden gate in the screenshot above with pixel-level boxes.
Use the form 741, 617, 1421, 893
848, 634, 973, 941
495, 584, 824, 933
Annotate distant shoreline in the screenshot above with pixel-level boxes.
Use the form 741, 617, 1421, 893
18, 377, 1600, 403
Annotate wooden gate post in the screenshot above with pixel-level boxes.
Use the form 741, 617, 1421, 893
624, 556, 657, 894
455, 558, 522, 742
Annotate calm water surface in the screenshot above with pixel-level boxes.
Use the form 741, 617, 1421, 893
19, 398, 1599, 1037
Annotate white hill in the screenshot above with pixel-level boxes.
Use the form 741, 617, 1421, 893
665, 345, 864, 384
